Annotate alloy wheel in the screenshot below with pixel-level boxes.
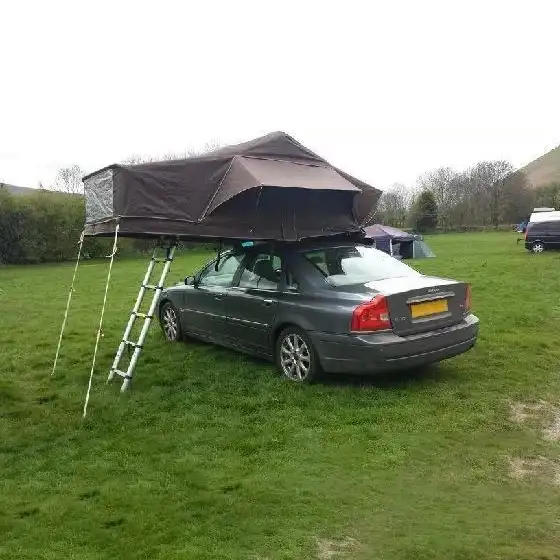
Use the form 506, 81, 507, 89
280, 333, 311, 381
532, 242, 545, 254
162, 306, 179, 341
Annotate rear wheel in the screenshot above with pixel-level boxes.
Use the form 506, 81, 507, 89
531, 241, 545, 253
275, 327, 322, 383
160, 302, 182, 342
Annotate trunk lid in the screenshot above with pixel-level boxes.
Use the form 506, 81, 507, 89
364, 275, 468, 336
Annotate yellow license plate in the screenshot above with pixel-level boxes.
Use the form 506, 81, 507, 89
410, 299, 448, 318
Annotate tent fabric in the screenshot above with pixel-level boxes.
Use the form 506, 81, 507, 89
412, 239, 436, 258
82, 131, 382, 241
362, 224, 435, 259
363, 224, 415, 242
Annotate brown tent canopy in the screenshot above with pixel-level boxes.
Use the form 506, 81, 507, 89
83, 131, 381, 241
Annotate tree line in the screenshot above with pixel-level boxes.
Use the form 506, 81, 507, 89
373, 160, 551, 232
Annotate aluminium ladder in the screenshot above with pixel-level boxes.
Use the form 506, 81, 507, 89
108, 242, 177, 391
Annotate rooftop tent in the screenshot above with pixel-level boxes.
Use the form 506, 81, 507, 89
363, 224, 435, 259
82, 131, 382, 241
55, 132, 383, 415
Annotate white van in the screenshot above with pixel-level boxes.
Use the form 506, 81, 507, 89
529, 210, 560, 224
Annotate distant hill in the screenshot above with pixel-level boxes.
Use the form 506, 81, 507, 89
0, 183, 81, 197
0, 183, 37, 196
520, 145, 560, 188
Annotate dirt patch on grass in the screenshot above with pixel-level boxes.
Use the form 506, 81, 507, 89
509, 400, 547, 424
509, 400, 560, 441
316, 536, 358, 559
543, 414, 560, 442
508, 456, 560, 486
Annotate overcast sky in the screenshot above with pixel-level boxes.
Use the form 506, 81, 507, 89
2, 0, 559, 191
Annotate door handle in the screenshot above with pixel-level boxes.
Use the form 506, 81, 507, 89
263, 299, 274, 306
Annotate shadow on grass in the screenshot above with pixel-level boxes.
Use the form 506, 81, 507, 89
321, 364, 453, 389
174, 333, 455, 391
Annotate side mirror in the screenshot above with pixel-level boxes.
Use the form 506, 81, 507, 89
184, 275, 195, 286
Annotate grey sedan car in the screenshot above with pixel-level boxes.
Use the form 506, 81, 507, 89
157, 239, 479, 382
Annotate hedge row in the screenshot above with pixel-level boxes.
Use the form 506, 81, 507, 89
0, 190, 163, 264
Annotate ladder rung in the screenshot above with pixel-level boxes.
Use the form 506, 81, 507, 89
111, 369, 132, 380
143, 284, 163, 290
152, 258, 172, 263
123, 340, 143, 349
134, 312, 153, 319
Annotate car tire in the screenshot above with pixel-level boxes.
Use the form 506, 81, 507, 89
160, 301, 182, 342
531, 241, 545, 254
275, 326, 322, 383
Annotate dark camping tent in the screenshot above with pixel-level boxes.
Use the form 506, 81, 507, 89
363, 224, 435, 259
83, 131, 382, 241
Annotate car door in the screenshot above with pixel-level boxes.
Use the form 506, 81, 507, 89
181, 252, 244, 342
224, 251, 283, 354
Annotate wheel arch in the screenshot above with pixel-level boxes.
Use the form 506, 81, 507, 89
157, 296, 171, 319
271, 317, 315, 345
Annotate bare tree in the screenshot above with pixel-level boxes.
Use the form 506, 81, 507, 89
415, 160, 534, 229
417, 167, 462, 229
52, 164, 84, 194
122, 139, 222, 165
375, 183, 414, 228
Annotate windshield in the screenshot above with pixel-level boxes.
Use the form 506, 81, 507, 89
303, 245, 420, 286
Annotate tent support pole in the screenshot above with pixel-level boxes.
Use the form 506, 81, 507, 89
51, 229, 85, 376
83, 223, 120, 418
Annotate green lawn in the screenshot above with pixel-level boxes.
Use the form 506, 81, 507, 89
1, 232, 560, 559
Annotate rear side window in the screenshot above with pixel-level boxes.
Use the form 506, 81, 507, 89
546, 221, 560, 234
303, 245, 420, 286
529, 223, 547, 234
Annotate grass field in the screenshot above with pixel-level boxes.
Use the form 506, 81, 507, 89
1, 232, 560, 559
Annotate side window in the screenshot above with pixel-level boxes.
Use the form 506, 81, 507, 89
197, 253, 244, 287
304, 250, 329, 275
531, 223, 547, 235
238, 252, 282, 290
304, 249, 353, 276
548, 222, 560, 235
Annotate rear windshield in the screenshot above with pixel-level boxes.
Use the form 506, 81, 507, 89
303, 245, 420, 286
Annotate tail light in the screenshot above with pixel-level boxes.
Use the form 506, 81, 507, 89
464, 284, 472, 314
351, 295, 392, 332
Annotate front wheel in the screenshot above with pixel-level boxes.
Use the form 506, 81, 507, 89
160, 302, 182, 342
531, 241, 545, 254
275, 327, 322, 383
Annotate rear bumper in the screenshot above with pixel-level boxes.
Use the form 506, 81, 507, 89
310, 314, 479, 374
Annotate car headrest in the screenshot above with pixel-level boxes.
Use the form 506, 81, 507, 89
253, 258, 276, 282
